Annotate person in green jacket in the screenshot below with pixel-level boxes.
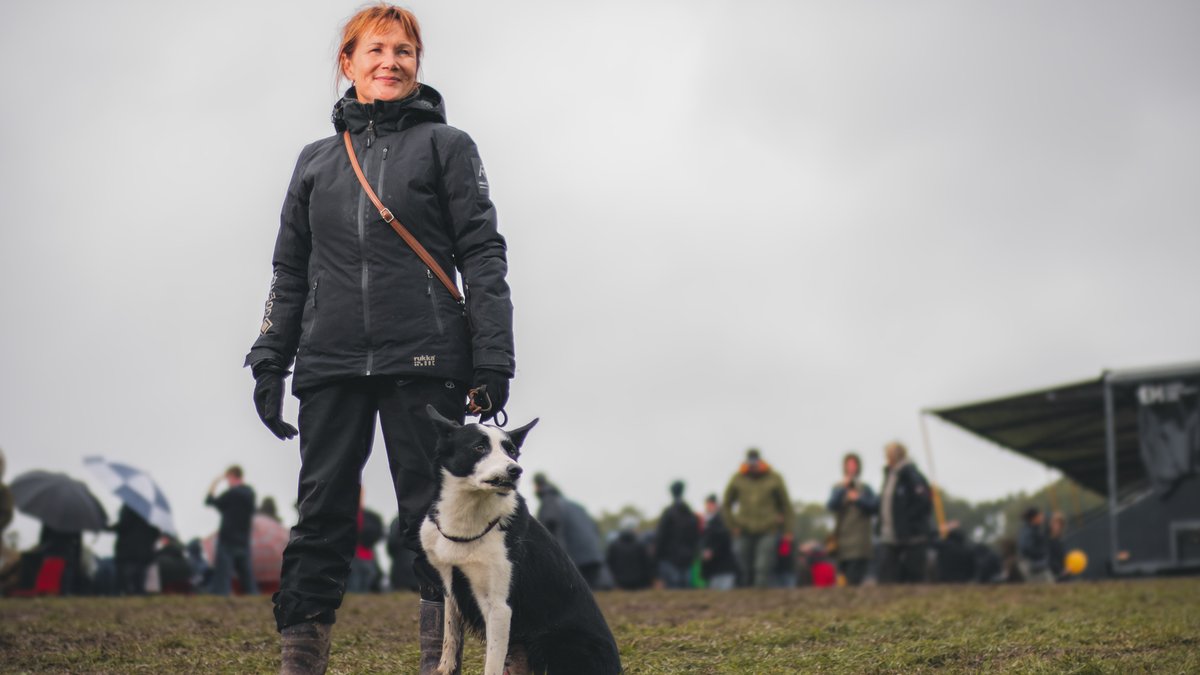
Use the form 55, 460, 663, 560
721, 448, 796, 588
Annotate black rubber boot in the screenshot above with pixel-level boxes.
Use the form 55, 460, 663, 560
419, 599, 461, 675
279, 621, 332, 675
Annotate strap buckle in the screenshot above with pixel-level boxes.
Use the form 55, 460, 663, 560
380, 208, 395, 223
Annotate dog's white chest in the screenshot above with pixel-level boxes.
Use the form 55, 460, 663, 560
420, 518, 509, 568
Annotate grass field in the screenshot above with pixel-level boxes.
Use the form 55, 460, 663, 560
2, 578, 1198, 673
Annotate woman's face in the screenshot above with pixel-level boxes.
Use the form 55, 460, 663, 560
342, 22, 419, 103
844, 457, 860, 478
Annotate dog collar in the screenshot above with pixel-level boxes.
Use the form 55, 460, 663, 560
429, 509, 506, 543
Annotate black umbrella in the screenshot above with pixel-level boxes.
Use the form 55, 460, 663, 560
10, 470, 109, 532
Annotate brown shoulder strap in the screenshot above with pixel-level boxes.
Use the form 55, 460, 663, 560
343, 131, 464, 304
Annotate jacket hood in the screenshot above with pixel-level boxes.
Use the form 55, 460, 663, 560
738, 460, 773, 477
332, 83, 446, 133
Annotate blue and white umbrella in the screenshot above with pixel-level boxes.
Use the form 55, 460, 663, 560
84, 456, 177, 537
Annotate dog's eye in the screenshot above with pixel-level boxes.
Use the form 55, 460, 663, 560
473, 444, 488, 454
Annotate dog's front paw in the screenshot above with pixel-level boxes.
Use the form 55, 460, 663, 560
436, 654, 458, 675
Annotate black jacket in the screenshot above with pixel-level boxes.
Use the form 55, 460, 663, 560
605, 531, 653, 590
114, 505, 161, 564
246, 85, 514, 390
655, 501, 700, 569
206, 484, 256, 548
700, 512, 737, 579
881, 462, 933, 543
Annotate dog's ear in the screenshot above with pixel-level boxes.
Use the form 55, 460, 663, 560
426, 404, 460, 436
506, 418, 539, 449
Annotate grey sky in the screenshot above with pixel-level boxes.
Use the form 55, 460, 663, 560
2, 0, 1198, 557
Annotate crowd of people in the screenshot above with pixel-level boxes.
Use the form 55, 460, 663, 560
1, 440, 1076, 598
596, 443, 1078, 591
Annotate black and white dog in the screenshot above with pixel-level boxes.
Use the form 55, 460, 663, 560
420, 405, 622, 675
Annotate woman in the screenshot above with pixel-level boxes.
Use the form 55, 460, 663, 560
826, 452, 878, 586
244, 6, 515, 673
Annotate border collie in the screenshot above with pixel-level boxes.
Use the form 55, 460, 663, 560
419, 405, 622, 675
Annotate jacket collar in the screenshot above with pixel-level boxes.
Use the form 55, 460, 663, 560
332, 83, 447, 133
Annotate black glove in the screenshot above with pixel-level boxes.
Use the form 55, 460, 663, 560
252, 361, 298, 440
467, 369, 510, 424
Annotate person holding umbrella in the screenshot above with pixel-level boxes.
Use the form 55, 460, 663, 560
84, 456, 178, 595
205, 465, 257, 596
243, 5, 517, 672
10, 469, 109, 595
112, 505, 161, 595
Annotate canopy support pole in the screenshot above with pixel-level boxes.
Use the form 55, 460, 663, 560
1102, 374, 1121, 573
919, 412, 948, 538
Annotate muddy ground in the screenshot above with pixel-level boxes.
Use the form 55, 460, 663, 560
2, 578, 1198, 673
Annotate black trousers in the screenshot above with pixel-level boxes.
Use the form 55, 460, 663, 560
273, 376, 465, 630
838, 558, 870, 586
881, 542, 928, 584
116, 560, 150, 596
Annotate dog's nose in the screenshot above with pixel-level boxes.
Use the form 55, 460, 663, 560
507, 465, 523, 480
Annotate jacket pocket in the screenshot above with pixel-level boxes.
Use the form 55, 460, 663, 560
426, 269, 445, 336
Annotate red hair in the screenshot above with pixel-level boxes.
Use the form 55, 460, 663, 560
336, 4, 423, 85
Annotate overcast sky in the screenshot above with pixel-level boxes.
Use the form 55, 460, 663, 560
2, 0, 1198, 558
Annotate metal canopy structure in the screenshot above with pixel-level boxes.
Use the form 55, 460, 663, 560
926, 363, 1200, 495
926, 362, 1200, 576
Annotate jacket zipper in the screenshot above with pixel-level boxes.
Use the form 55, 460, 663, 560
357, 125, 374, 375
427, 269, 444, 335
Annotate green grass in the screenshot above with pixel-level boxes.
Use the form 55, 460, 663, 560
2, 578, 1198, 673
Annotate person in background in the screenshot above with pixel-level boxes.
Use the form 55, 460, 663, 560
934, 524, 976, 583
0, 446, 12, 538
605, 515, 653, 591
998, 537, 1022, 583
348, 490, 384, 593
155, 536, 194, 594
258, 496, 282, 523
700, 494, 738, 591
973, 540, 1003, 583
205, 465, 257, 596
1047, 511, 1067, 579
825, 452, 878, 586
771, 533, 798, 588
878, 441, 932, 583
185, 538, 212, 592
653, 480, 700, 589
796, 541, 837, 588
112, 504, 161, 595
1017, 507, 1055, 583
0, 446, 17, 585
722, 448, 796, 588
533, 474, 606, 588
37, 524, 83, 595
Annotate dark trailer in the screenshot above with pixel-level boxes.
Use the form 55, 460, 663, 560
926, 362, 1200, 578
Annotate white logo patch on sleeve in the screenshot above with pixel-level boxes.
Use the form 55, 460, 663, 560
470, 157, 489, 196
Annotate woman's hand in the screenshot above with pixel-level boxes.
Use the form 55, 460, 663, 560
252, 362, 298, 440
468, 369, 510, 424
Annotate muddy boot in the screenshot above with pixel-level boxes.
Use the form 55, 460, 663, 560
279, 621, 332, 675
504, 643, 531, 675
419, 599, 461, 675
